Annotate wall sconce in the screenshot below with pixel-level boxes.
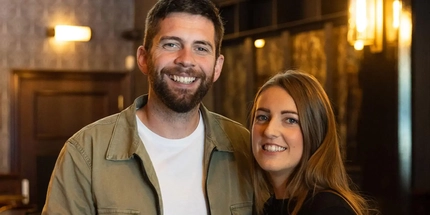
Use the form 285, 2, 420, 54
386, 0, 402, 43
348, 0, 383, 52
348, 0, 402, 52
47, 25, 92, 42
392, 0, 402, 29
254, 39, 265, 48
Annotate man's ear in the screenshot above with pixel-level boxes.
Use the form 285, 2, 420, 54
136, 46, 149, 75
212, 54, 224, 82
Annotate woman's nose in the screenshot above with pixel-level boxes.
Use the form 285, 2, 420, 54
263, 119, 280, 139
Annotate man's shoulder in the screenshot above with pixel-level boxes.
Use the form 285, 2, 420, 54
67, 112, 123, 147
207, 111, 247, 129
76, 112, 121, 133
206, 111, 249, 137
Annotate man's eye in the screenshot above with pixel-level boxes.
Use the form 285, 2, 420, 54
196, 47, 209, 52
163, 43, 179, 49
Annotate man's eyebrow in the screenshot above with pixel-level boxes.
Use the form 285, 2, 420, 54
194, 40, 214, 50
160, 36, 214, 49
159, 36, 182, 43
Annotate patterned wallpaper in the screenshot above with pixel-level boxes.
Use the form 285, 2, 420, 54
292, 30, 327, 85
220, 40, 251, 125
0, 0, 135, 173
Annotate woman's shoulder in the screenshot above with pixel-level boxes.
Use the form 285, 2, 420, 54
300, 191, 355, 215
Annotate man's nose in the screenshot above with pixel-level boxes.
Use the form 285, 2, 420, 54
174, 47, 196, 67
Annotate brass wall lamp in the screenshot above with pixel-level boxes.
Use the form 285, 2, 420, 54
47, 25, 92, 42
348, 0, 402, 52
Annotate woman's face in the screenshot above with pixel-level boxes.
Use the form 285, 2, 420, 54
252, 86, 303, 183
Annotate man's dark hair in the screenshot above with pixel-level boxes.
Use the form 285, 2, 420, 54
143, 0, 225, 57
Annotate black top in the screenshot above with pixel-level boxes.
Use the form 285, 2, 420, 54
263, 191, 355, 215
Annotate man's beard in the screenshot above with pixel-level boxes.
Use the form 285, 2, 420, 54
148, 63, 214, 113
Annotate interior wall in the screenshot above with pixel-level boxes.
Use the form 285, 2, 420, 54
0, 0, 135, 173
412, 0, 430, 191
412, 0, 430, 213
131, 0, 157, 99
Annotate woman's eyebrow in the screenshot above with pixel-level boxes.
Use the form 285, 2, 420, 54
256, 108, 298, 115
281, 110, 298, 115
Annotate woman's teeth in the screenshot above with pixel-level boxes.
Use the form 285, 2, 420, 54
263, 145, 287, 152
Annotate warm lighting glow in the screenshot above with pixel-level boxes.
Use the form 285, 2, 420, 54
22, 179, 29, 205
386, 0, 402, 43
372, 0, 383, 52
355, 0, 367, 33
53, 25, 92, 42
392, 0, 402, 29
354, 40, 364, 50
348, 0, 383, 52
254, 39, 265, 48
125, 55, 135, 71
399, 10, 412, 45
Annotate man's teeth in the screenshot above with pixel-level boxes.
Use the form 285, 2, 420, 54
263, 145, 287, 152
170, 75, 196, 84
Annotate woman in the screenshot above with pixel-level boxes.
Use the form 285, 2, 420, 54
250, 70, 376, 215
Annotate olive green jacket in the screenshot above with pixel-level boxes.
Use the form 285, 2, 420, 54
42, 95, 253, 215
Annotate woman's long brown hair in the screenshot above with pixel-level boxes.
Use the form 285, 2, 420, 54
250, 70, 376, 215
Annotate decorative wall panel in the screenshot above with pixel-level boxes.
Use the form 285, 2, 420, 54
292, 30, 327, 85
218, 40, 252, 125
255, 32, 291, 88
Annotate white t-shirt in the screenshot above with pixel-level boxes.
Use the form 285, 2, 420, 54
136, 114, 207, 215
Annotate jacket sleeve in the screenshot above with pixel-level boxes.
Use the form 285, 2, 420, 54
42, 140, 95, 215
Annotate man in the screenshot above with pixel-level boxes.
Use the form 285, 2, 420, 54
42, 0, 252, 214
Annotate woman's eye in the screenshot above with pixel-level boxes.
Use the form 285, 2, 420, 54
286, 118, 299, 124
255, 115, 268, 122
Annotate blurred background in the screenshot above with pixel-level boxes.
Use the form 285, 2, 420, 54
0, 0, 428, 214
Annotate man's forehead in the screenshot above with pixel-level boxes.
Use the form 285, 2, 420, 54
156, 13, 216, 43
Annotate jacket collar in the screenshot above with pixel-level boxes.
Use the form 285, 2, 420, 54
105, 95, 234, 161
